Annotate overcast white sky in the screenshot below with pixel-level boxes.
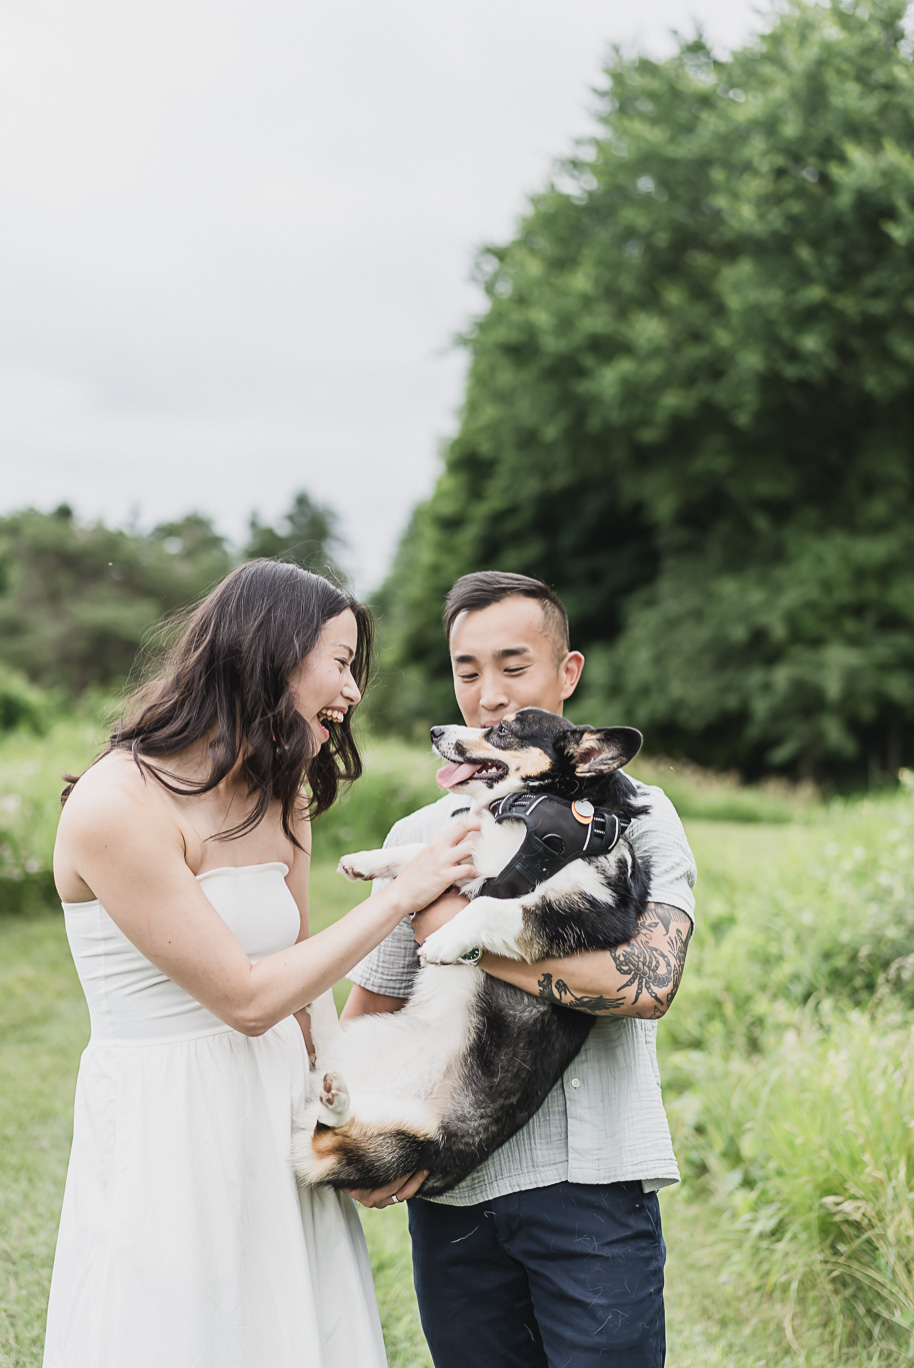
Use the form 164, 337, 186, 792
1, 0, 763, 592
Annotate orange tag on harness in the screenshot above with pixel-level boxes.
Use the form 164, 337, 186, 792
572, 799, 595, 824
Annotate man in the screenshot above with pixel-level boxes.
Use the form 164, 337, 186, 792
343, 571, 696, 1368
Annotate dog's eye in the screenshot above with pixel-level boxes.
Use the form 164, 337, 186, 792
497, 723, 510, 738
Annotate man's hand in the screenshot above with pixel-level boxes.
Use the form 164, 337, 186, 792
410, 888, 467, 945
344, 1168, 429, 1208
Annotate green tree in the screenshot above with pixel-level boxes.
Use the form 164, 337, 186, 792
244, 492, 344, 582
375, 0, 914, 778
0, 508, 231, 695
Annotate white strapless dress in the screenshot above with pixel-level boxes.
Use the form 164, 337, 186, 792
43, 863, 387, 1368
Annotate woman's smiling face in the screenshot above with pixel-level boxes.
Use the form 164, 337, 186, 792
287, 608, 362, 746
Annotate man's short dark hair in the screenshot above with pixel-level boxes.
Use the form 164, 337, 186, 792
443, 572, 570, 662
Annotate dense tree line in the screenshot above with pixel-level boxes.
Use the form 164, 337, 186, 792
0, 495, 343, 723
372, 0, 914, 782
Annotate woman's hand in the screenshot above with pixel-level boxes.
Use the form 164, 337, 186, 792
390, 817, 480, 918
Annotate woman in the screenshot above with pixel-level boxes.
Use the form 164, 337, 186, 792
44, 561, 477, 1368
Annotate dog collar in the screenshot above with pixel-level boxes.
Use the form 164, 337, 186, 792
478, 790, 631, 901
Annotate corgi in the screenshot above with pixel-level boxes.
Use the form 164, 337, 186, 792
292, 707, 650, 1196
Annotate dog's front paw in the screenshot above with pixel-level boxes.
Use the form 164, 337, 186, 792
337, 843, 424, 883
337, 850, 383, 882
419, 923, 482, 967
422, 896, 528, 964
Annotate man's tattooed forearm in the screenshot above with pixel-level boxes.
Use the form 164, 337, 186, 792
609, 941, 675, 1009
537, 972, 627, 1015
662, 914, 690, 1010
536, 906, 692, 1018
612, 905, 691, 1013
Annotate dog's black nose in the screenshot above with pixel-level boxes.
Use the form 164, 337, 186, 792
430, 726, 445, 742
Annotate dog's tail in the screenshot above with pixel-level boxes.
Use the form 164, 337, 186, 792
292, 1116, 437, 1190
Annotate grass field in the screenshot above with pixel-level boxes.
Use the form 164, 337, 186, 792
1, 724, 912, 1365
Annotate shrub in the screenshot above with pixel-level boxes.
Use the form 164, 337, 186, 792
666, 1007, 914, 1354
0, 667, 56, 736
666, 785, 914, 1059
0, 713, 105, 912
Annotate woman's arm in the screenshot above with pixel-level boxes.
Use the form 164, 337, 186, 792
57, 777, 478, 1037
288, 815, 317, 1052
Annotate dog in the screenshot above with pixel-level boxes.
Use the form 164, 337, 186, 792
292, 707, 651, 1197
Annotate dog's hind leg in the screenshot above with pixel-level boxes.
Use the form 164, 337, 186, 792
305, 989, 345, 1069
318, 1071, 352, 1127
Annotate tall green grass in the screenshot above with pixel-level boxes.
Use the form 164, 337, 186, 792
669, 787, 914, 1059
666, 1008, 914, 1356
662, 793, 914, 1360
629, 754, 820, 825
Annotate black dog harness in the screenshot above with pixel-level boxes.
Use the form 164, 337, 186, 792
478, 791, 631, 901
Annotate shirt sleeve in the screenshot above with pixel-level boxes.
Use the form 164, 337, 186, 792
347, 818, 423, 998
627, 785, 697, 924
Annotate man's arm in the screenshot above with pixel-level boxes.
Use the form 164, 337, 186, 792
477, 902, 692, 1019
342, 984, 407, 1020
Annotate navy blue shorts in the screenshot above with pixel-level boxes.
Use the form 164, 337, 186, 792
408, 1180, 666, 1368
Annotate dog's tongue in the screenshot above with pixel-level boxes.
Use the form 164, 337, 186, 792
436, 762, 481, 790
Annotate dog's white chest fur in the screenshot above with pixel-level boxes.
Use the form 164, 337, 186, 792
461, 806, 525, 895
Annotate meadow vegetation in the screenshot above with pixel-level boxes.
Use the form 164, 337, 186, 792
669, 803, 914, 1358
1, 721, 912, 1365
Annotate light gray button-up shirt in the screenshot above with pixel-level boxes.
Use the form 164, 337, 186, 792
348, 780, 697, 1205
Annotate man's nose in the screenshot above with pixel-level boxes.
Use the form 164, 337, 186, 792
479, 677, 509, 708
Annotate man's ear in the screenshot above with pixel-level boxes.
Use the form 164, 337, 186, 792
558, 726, 643, 775
558, 651, 585, 702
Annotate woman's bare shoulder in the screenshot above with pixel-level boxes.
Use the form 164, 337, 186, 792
55, 752, 186, 901
63, 749, 163, 811
57, 752, 184, 859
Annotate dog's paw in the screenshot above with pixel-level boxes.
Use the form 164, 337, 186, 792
337, 843, 424, 883
419, 923, 482, 967
337, 851, 382, 882
420, 897, 528, 964
318, 1070, 352, 1127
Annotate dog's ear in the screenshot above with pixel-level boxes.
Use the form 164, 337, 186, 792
558, 726, 643, 775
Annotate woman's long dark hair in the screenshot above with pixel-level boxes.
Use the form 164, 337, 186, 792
62, 561, 374, 844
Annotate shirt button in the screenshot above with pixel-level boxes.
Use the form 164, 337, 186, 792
570, 1078, 581, 1088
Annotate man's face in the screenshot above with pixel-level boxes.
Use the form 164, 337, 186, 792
449, 596, 584, 729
